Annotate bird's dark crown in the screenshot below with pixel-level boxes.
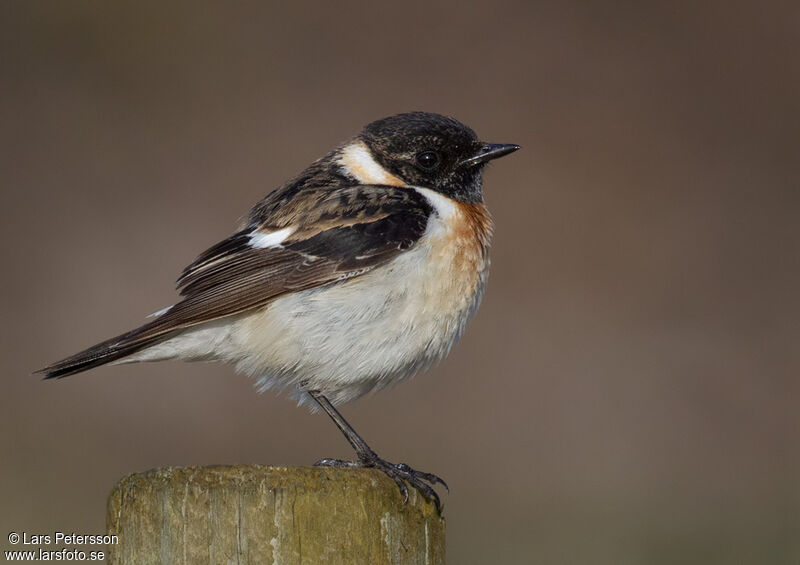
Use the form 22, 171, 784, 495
358, 112, 515, 203
252, 112, 518, 221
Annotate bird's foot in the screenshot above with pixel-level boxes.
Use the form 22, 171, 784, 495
315, 455, 448, 511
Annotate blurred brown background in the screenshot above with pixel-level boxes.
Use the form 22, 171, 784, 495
1, 1, 798, 563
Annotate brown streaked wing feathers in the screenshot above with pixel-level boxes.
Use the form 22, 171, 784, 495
159, 185, 432, 330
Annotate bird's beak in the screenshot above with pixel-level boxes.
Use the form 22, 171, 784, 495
460, 143, 521, 168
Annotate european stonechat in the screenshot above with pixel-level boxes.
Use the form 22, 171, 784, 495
38, 112, 519, 508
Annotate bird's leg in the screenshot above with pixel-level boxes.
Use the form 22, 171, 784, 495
309, 390, 447, 510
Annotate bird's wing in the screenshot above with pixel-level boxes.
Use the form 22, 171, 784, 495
162, 184, 432, 329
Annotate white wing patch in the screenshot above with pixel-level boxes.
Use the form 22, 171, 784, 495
146, 305, 174, 318
248, 227, 295, 249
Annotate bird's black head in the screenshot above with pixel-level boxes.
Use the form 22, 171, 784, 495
356, 112, 519, 202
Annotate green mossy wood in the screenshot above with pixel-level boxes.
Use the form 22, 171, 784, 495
106, 465, 445, 564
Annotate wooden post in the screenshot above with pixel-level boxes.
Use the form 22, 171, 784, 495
106, 465, 445, 564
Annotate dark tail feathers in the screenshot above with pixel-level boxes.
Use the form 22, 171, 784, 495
36, 321, 176, 379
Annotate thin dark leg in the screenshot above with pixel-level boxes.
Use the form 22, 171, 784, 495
309, 391, 376, 459
309, 390, 448, 510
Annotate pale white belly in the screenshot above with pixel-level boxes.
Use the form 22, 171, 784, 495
233, 234, 488, 404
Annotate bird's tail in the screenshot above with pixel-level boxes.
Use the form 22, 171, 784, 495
36, 320, 178, 379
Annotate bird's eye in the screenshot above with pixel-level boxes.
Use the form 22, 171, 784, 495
415, 151, 440, 171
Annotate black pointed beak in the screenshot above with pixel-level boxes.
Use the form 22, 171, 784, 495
460, 143, 521, 168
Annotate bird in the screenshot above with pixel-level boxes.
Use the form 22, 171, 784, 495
37, 111, 519, 509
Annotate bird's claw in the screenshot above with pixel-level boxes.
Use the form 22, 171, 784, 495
395, 463, 449, 492
314, 456, 446, 511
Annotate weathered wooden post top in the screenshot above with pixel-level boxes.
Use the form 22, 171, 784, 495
106, 465, 445, 564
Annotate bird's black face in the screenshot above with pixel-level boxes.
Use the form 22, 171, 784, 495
360, 112, 519, 202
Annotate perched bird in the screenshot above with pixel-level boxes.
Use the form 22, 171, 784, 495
38, 112, 519, 508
